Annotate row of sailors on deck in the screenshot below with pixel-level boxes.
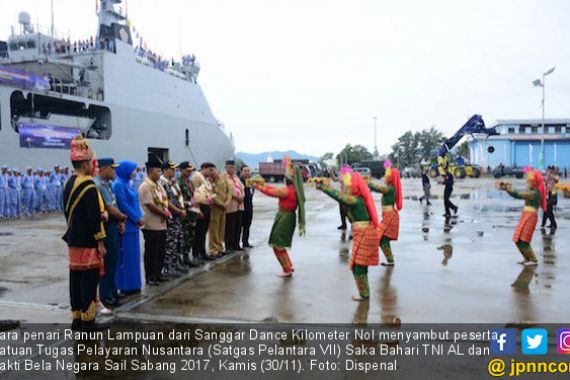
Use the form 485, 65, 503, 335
41, 36, 116, 56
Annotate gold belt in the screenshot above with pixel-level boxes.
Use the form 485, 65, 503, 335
523, 206, 538, 213
382, 205, 394, 211
352, 221, 372, 228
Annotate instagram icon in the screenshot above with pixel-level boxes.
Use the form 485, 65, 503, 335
558, 329, 570, 354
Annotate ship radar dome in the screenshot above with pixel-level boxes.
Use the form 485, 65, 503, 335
18, 11, 31, 26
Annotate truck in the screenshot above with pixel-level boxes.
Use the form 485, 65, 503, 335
352, 160, 386, 179
259, 160, 311, 182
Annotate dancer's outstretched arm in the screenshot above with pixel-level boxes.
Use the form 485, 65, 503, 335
317, 184, 357, 206
368, 182, 389, 194
256, 184, 289, 199
506, 189, 536, 200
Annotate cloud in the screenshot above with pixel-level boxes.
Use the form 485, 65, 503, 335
1, 0, 568, 156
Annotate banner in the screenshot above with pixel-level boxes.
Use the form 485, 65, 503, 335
0, 65, 50, 91
18, 122, 81, 149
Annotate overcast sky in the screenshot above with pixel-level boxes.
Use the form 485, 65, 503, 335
2, 0, 569, 156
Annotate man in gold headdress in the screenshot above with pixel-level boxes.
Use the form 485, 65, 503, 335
63, 135, 108, 331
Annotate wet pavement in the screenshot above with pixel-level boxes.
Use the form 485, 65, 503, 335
1, 178, 569, 325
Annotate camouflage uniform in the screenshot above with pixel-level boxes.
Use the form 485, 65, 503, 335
159, 176, 184, 275
178, 175, 197, 265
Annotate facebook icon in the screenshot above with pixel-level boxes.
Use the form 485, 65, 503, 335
491, 329, 517, 355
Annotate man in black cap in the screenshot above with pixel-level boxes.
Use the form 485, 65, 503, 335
139, 158, 171, 286
223, 160, 245, 252
159, 161, 187, 278
177, 161, 199, 266
94, 158, 127, 306
239, 165, 254, 248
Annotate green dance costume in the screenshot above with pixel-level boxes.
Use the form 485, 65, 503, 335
256, 164, 305, 275
318, 171, 380, 300
322, 188, 375, 297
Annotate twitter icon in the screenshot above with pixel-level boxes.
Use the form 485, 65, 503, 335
522, 329, 548, 355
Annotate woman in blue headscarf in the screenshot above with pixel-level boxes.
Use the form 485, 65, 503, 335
113, 160, 144, 294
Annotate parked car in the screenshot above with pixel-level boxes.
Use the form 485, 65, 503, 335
352, 167, 372, 177
492, 165, 524, 179
402, 167, 421, 178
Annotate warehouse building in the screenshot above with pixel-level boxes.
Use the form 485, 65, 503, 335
468, 119, 570, 170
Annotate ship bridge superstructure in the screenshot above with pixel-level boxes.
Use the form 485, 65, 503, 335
0, 0, 233, 169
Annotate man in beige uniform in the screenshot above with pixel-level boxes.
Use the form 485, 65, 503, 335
208, 169, 231, 257
224, 160, 245, 252
191, 163, 216, 261
138, 159, 170, 285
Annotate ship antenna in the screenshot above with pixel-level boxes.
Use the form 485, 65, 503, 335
50, 0, 55, 37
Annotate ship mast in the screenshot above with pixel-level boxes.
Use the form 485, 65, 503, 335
96, 0, 127, 41
98, 0, 125, 26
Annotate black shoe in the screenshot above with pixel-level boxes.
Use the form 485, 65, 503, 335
157, 276, 168, 282
102, 298, 121, 307
243, 243, 253, 248
201, 254, 215, 261
337, 225, 347, 230
71, 319, 82, 331
164, 271, 180, 279
120, 289, 141, 296
182, 260, 195, 268
81, 320, 111, 332
427, 202, 432, 206
113, 292, 126, 300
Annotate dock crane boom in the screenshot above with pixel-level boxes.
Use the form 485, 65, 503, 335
431, 115, 499, 178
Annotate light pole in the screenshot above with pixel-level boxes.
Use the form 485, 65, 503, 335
373, 116, 379, 159
533, 67, 555, 171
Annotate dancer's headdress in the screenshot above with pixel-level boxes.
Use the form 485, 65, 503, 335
350, 172, 379, 228
384, 160, 403, 211
283, 156, 306, 235
525, 166, 546, 211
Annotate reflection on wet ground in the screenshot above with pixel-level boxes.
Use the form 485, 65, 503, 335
126, 179, 570, 324
1, 178, 568, 324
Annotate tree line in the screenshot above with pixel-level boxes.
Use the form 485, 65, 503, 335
320, 127, 470, 169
